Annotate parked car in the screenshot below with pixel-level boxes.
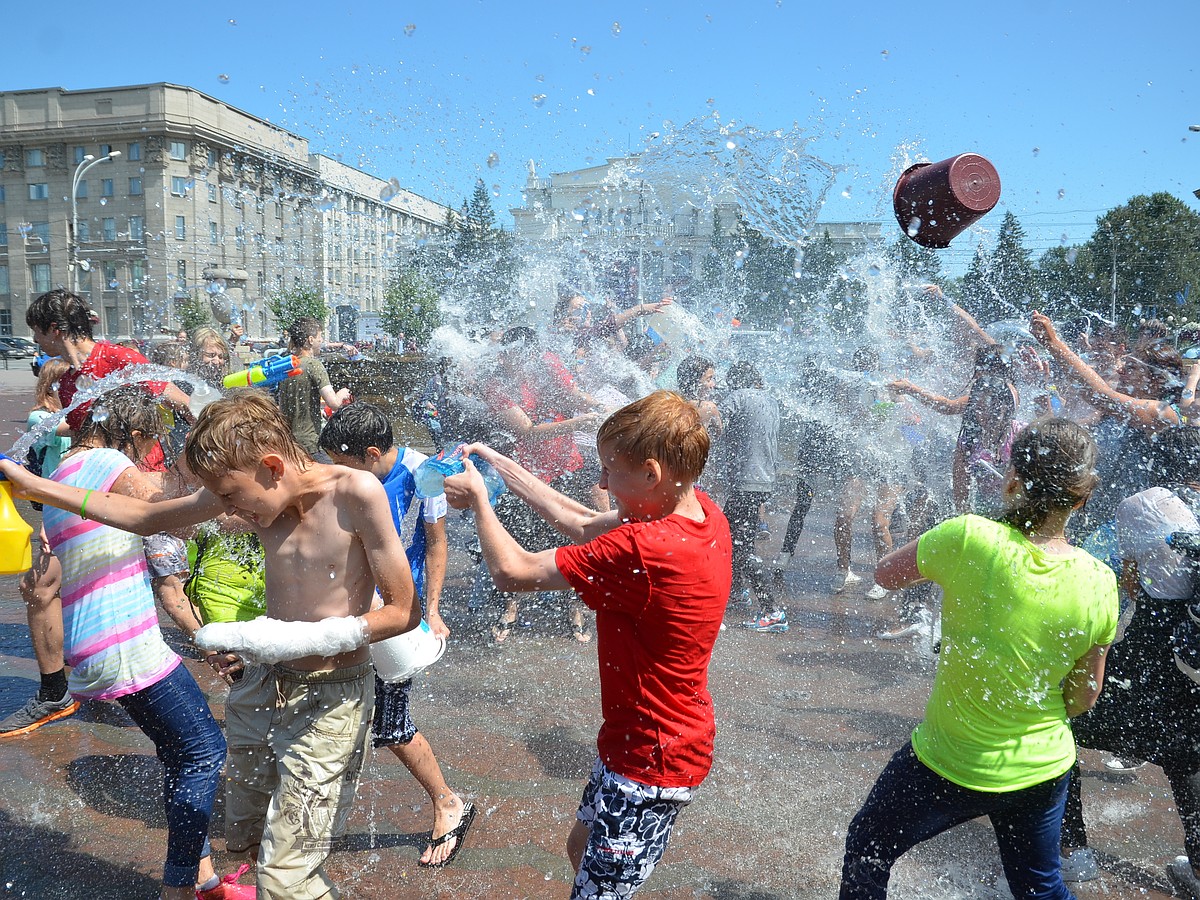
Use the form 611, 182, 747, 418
0, 338, 35, 359
3, 336, 38, 355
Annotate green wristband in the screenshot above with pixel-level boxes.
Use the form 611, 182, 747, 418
80, 489, 94, 521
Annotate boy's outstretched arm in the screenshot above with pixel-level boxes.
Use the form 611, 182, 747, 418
445, 458, 571, 593
351, 471, 422, 642
0, 457, 223, 535
455, 442, 622, 544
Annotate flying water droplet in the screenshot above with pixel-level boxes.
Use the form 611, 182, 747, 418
404, 24, 416, 37
880, 49, 889, 59
579, 45, 591, 55
218, 74, 231, 85
571, 207, 587, 221
611, 21, 621, 36
227, 18, 237, 25
92, 404, 109, 423
532, 93, 547, 108
491, 184, 501, 197
99, 197, 108, 206
379, 178, 401, 202
868, 264, 881, 277
906, 216, 922, 238
1066, 248, 1079, 264
725, 139, 738, 150
486, 152, 500, 169
1057, 188, 1066, 200
841, 186, 852, 199
1032, 147, 1040, 156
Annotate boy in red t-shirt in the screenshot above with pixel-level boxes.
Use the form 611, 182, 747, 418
445, 390, 732, 898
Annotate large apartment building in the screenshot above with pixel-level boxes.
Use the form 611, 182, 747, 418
0, 83, 450, 340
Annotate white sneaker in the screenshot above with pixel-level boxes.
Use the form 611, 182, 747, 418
865, 583, 890, 601
831, 568, 862, 593
1168, 856, 1200, 900
771, 552, 792, 572
1060, 848, 1100, 883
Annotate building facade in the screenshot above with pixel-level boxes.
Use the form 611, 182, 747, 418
511, 155, 881, 303
0, 83, 450, 340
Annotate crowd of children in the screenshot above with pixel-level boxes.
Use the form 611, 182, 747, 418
1, 284, 1200, 900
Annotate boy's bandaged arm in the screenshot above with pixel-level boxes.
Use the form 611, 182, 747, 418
194, 615, 369, 665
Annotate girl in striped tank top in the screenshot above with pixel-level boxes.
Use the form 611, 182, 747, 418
43, 386, 251, 900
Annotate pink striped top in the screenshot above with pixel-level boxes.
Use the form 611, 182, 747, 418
43, 448, 180, 700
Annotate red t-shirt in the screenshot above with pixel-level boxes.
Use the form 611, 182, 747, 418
555, 491, 733, 788
60, 342, 166, 469
60, 342, 162, 431
485, 351, 583, 482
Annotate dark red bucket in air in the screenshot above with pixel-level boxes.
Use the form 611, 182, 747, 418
893, 153, 1001, 248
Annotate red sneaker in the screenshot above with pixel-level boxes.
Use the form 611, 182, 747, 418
196, 865, 255, 899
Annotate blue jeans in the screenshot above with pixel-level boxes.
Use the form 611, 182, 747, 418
840, 743, 1073, 900
116, 661, 227, 888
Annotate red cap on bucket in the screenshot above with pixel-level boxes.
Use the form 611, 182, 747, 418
893, 153, 1001, 249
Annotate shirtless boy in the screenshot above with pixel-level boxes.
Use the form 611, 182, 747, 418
444, 390, 732, 898
0, 392, 420, 900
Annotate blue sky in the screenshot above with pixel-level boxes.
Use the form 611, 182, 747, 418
9, 0, 1198, 274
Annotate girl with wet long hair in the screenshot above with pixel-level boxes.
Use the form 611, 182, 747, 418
839, 418, 1119, 900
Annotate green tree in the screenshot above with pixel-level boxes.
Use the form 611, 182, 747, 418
267, 282, 328, 331
381, 270, 441, 347
733, 213, 797, 326
448, 179, 519, 326
1087, 193, 1200, 324
886, 235, 943, 287
178, 293, 213, 332
990, 212, 1037, 314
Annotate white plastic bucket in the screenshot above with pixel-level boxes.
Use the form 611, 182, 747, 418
370, 618, 447, 683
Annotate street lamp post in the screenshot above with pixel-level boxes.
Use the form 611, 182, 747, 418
70, 150, 121, 293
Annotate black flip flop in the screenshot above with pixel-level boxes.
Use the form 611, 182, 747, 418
419, 801, 476, 868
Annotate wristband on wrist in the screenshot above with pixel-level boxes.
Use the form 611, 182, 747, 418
80, 489, 94, 520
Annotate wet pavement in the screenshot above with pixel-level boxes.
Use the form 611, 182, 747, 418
0, 365, 1188, 899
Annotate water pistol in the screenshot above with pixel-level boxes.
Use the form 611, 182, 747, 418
222, 354, 302, 390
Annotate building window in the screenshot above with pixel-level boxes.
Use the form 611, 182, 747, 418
170, 141, 187, 161
0, 223, 5, 247
0, 151, 6, 169
99, 144, 111, 157
131, 260, 145, 290
101, 179, 113, 198
28, 183, 49, 201
31, 222, 50, 247
175, 216, 187, 240
25, 149, 45, 168
76, 221, 90, 243
257, 272, 265, 295
0, 186, 5, 203
31, 264, 51, 293
275, 201, 283, 220
176, 260, 187, 289
129, 216, 144, 241
103, 262, 118, 290
208, 184, 218, 203
171, 176, 189, 196
102, 218, 117, 241
74, 146, 87, 164
75, 180, 88, 200
207, 149, 218, 167
129, 176, 142, 196
0, 266, 8, 295
128, 142, 142, 162
210, 222, 218, 244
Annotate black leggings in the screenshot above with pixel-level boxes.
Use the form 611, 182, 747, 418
780, 477, 815, 556
724, 490, 774, 609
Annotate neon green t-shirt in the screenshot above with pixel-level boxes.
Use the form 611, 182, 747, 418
913, 514, 1118, 792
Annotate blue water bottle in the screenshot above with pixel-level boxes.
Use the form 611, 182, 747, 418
413, 448, 506, 505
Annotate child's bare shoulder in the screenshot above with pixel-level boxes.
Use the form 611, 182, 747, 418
313, 462, 386, 504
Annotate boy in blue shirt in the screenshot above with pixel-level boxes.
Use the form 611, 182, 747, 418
320, 403, 474, 867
